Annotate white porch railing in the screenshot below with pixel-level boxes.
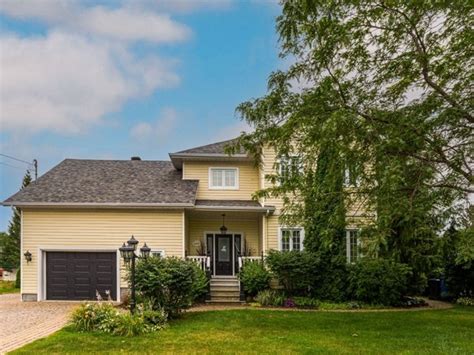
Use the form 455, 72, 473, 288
187, 255, 211, 271
238, 256, 263, 270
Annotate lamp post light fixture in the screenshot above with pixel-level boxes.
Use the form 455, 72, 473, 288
220, 213, 228, 235
24, 250, 32, 263
118, 236, 151, 314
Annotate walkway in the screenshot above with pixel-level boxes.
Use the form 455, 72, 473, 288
0, 293, 76, 354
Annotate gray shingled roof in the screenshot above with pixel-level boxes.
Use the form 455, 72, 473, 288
3, 159, 198, 206
173, 138, 246, 155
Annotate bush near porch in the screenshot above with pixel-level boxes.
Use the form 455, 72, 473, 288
133, 256, 208, 318
247, 250, 414, 307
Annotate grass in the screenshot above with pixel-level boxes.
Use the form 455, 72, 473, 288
0, 280, 19, 294
12, 307, 474, 354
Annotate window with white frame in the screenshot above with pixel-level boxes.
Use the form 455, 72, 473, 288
280, 228, 304, 251
344, 164, 361, 187
346, 230, 360, 262
278, 156, 302, 182
151, 250, 165, 258
209, 168, 238, 189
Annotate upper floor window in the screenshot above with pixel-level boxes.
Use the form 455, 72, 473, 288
209, 168, 239, 189
280, 227, 304, 251
346, 229, 360, 263
344, 164, 361, 187
278, 155, 302, 182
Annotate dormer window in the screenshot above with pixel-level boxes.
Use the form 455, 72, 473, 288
209, 168, 239, 189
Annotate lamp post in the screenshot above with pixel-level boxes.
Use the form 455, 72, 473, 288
119, 236, 151, 314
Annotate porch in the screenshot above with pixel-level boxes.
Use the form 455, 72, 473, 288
185, 209, 266, 277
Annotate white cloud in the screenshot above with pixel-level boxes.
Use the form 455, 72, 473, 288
0, 1, 191, 43
131, 107, 178, 141
127, 0, 234, 13
0, 31, 180, 134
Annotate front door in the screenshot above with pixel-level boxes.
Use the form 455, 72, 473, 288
215, 234, 233, 275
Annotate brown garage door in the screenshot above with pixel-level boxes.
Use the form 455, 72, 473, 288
46, 252, 117, 300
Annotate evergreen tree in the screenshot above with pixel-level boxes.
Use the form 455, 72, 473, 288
0, 171, 32, 271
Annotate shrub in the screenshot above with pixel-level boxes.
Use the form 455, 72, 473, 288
113, 313, 149, 337
348, 258, 412, 306
441, 227, 474, 299
456, 297, 474, 306
311, 253, 348, 302
133, 256, 208, 318
265, 250, 317, 295
239, 261, 271, 297
71, 303, 119, 332
265, 250, 348, 301
293, 296, 319, 309
190, 262, 209, 302
255, 289, 286, 307
15, 268, 20, 289
71, 302, 167, 336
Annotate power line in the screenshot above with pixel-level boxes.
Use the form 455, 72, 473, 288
0, 161, 28, 170
0, 153, 33, 166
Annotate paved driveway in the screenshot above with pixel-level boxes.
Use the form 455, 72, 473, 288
0, 293, 77, 354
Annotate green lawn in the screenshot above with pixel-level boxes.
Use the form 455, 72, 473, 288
0, 280, 19, 294
12, 307, 474, 354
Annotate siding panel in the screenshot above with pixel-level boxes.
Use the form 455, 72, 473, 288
22, 209, 184, 294
182, 161, 259, 200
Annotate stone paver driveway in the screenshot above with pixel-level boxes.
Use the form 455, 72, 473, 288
0, 293, 77, 354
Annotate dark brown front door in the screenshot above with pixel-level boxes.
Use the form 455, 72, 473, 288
46, 252, 117, 300
215, 235, 233, 275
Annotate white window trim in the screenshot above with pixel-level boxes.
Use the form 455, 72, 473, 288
276, 155, 302, 186
278, 226, 305, 251
151, 249, 166, 258
343, 167, 362, 187
346, 229, 361, 263
208, 167, 239, 190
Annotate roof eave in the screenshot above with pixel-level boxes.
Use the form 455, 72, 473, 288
169, 153, 252, 169
191, 205, 275, 213
1, 202, 194, 209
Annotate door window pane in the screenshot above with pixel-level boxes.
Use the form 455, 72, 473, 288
218, 238, 230, 262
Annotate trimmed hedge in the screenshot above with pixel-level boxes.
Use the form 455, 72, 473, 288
239, 261, 271, 297
348, 259, 412, 306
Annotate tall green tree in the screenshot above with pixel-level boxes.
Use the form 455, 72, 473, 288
303, 144, 346, 255
0, 171, 32, 271
231, 1, 472, 291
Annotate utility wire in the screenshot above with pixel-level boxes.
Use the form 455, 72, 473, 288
0, 161, 28, 170
0, 153, 34, 166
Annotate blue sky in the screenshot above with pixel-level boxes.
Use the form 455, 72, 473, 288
0, 0, 282, 231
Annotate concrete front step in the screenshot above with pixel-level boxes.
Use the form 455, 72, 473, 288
206, 298, 243, 303
211, 290, 240, 297
209, 277, 241, 302
211, 286, 240, 292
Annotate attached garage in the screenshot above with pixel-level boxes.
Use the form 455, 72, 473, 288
46, 252, 117, 301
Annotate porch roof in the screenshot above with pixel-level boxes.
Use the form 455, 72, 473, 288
193, 199, 275, 212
